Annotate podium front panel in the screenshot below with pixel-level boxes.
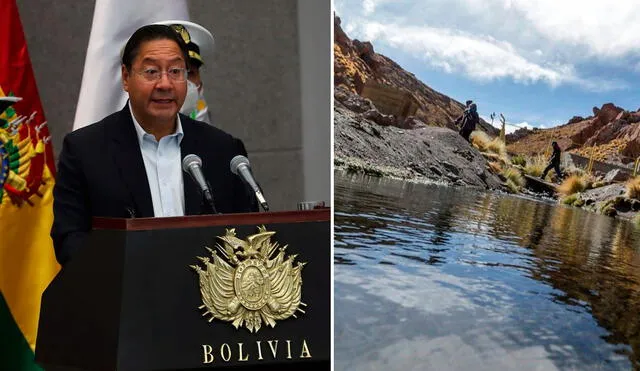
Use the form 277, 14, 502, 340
116, 219, 330, 370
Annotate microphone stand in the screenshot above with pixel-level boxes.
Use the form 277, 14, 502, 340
255, 181, 269, 212
203, 180, 219, 214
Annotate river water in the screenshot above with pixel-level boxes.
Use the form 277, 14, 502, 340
334, 172, 640, 371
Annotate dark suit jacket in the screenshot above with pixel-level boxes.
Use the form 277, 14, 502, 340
549, 146, 562, 165
51, 105, 258, 265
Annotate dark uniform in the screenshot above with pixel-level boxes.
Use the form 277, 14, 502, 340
455, 104, 479, 142
541, 142, 563, 180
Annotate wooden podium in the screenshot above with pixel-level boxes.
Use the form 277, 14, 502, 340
35, 209, 330, 371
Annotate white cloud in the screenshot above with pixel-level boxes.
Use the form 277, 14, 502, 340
505, 0, 640, 58
356, 21, 621, 90
338, 0, 640, 59
362, 0, 377, 15
335, 0, 637, 92
359, 0, 398, 16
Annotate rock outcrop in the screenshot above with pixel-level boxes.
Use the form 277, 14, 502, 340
334, 104, 503, 190
508, 102, 640, 164
570, 103, 624, 146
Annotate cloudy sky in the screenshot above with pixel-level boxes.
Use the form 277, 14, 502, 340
334, 0, 640, 132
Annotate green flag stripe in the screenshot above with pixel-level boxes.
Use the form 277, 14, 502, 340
0, 293, 43, 371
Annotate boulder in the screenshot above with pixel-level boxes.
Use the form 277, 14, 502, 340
402, 116, 427, 129
582, 183, 627, 204
353, 40, 379, 71
618, 122, 640, 141
362, 109, 397, 127
603, 169, 629, 183
570, 103, 624, 145
621, 139, 640, 160
567, 116, 585, 125
619, 123, 640, 160
584, 119, 628, 146
615, 111, 629, 121
628, 112, 640, 124
570, 117, 600, 145
334, 85, 375, 113
597, 103, 625, 125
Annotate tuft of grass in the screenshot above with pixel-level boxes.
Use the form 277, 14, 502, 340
483, 153, 504, 163
557, 175, 587, 196
633, 213, 640, 227
561, 193, 579, 205
487, 137, 507, 157
523, 155, 548, 178
626, 176, 640, 200
488, 161, 503, 174
471, 131, 509, 164
580, 174, 595, 190
470, 131, 492, 152
599, 199, 618, 217
511, 155, 526, 167
502, 167, 525, 189
505, 179, 520, 194
565, 166, 586, 178
561, 193, 585, 207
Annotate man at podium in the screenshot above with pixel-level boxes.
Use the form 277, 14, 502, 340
51, 24, 257, 266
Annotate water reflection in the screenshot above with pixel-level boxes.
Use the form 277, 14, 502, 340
334, 172, 640, 371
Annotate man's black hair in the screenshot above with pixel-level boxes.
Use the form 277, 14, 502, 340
121, 24, 190, 71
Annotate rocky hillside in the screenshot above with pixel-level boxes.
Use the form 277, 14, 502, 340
334, 15, 497, 135
507, 103, 640, 165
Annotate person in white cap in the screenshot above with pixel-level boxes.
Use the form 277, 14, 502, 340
155, 20, 214, 125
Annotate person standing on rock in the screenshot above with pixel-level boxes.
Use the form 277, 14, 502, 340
455, 102, 479, 142
540, 141, 564, 181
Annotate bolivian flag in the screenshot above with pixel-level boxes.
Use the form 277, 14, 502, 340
0, 0, 61, 369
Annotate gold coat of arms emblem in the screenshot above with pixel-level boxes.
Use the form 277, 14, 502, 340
191, 226, 307, 333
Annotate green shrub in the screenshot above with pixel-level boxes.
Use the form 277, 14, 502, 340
511, 155, 526, 167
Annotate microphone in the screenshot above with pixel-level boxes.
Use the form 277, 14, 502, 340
230, 155, 269, 212
182, 154, 218, 214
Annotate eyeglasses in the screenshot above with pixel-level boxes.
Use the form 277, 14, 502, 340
133, 68, 189, 83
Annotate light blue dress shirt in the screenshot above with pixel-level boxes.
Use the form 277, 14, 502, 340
129, 102, 185, 217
